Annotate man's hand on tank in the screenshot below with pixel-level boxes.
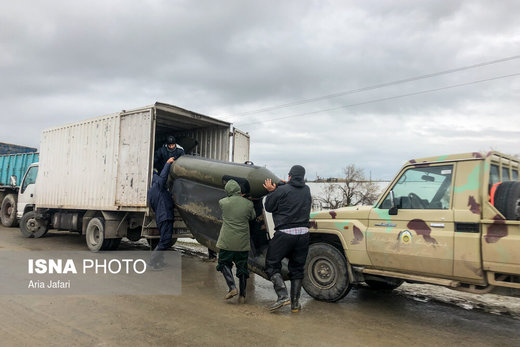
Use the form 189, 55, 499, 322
167, 157, 174, 164
263, 178, 277, 192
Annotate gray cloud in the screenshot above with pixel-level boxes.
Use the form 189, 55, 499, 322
1, 0, 519, 180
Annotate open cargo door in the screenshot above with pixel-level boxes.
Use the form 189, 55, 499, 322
232, 128, 250, 163
116, 110, 153, 207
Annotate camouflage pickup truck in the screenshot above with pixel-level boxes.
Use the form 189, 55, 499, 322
304, 151, 520, 301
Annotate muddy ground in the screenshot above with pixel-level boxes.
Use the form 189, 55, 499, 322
1, 225, 520, 346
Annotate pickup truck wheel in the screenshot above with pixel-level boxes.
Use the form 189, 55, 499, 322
20, 211, 48, 238
1, 194, 18, 227
494, 181, 520, 220
85, 217, 112, 252
303, 243, 351, 302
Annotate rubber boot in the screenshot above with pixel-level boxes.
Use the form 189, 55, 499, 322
238, 275, 247, 304
269, 273, 290, 311
290, 279, 303, 312
221, 265, 238, 299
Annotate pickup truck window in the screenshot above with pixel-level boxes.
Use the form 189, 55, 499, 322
380, 165, 453, 210
21, 166, 38, 194
502, 167, 510, 181
490, 164, 500, 186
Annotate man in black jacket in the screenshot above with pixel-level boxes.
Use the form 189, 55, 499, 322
263, 165, 312, 312
148, 157, 175, 269
154, 135, 184, 171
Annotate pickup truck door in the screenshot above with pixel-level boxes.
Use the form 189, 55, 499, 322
367, 164, 455, 277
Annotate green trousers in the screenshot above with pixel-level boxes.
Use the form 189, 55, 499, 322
216, 249, 249, 278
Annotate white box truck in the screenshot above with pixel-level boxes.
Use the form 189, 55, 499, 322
17, 102, 250, 251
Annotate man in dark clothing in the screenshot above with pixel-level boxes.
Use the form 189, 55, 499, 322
154, 135, 184, 171
263, 165, 312, 312
148, 157, 175, 269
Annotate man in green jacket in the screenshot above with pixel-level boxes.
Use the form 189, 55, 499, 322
216, 179, 256, 303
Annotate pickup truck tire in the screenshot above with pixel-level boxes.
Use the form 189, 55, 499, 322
85, 217, 112, 252
19, 211, 49, 238
1, 194, 18, 227
303, 243, 351, 302
494, 181, 520, 220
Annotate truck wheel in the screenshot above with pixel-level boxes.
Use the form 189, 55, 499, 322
365, 276, 404, 291
494, 181, 520, 220
19, 211, 49, 238
1, 194, 18, 227
126, 227, 142, 242
85, 217, 112, 252
303, 243, 351, 302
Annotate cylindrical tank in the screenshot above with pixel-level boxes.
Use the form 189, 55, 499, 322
170, 156, 281, 199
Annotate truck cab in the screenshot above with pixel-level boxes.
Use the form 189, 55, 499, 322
16, 162, 38, 220
305, 152, 520, 302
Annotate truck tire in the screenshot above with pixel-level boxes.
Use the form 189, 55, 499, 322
19, 211, 49, 238
493, 181, 520, 220
85, 217, 112, 252
303, 243, 351, 302
1, 194, 18, 227
126, 227, 142, 242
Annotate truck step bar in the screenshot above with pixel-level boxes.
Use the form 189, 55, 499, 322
487, 272, 520, 289
361, 268, 461, 287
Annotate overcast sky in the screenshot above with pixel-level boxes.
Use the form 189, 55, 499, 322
1, 0, 519, 180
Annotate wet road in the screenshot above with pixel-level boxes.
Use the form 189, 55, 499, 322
1, 225, 520, 346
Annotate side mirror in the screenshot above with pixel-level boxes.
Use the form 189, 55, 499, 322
9, 175, 17, 187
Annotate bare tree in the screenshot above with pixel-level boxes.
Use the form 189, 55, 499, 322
314, 164, 380, 209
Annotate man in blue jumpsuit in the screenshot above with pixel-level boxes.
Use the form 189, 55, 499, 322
154, 135, 184, 171
148, 157, 175, 269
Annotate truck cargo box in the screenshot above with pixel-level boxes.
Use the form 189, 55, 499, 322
0, 152, 39, 186
0, 142, 37, 155
0, 152, 39, 227
35, 102, 249, 212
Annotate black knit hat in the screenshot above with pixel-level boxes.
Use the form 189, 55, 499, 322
167, 135, 176, 145
288, 165, 305, 179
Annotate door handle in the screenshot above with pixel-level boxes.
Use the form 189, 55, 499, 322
430, 223, 445, 228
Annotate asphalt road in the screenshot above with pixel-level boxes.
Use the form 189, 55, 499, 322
1, 224, 520, 346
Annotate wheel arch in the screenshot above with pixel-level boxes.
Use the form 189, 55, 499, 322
309, 229, 349, 259
308, 230, 357, 286
81, 210, 103, 235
